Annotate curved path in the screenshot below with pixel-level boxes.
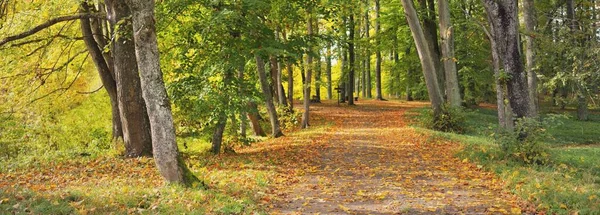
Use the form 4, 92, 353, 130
268, 100, 522, 214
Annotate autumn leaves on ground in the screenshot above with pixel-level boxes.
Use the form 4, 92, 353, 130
1, 101, 526, 214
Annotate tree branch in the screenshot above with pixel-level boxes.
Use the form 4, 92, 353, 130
0, 12, 105, 47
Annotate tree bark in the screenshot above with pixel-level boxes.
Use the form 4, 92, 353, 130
126, 0, 188, 184
401, 0, 444, 116
348, 14, 356, 105
482, 0, 531, 121
438, 0, 461, 107
105, 0, 153, 157
269, 56, 280, 104
247, 102, 266, 136
302, 11, 313, 128
255, 54, 284, 137
326, 42, 333, 100
523, 0, 538, 117
211, 114, 226, 154
364, 1, 372, 99
375, 0, 384, 100
418, 0, 444, 92
79, 3, 123, 141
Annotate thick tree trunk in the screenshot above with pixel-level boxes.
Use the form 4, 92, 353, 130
375, 0, 383, 100
348, 14, 356, 105
105, 0, 153, 157
418, 0, 444, 93
211, 115, 226, 154
126, 0, 188, 184
79, 3, 123, 141
523, 0, 538, 117
255, 54, 284, 137
483, 0, 531, 121
401, 0, 444, 116
438, 0, 461, 107
247, 102, 266, 136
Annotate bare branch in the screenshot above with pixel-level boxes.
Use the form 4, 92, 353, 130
0, 12, 105, 47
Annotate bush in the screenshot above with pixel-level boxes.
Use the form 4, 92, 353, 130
419, 105, 467, 134
495, 115, 567, 165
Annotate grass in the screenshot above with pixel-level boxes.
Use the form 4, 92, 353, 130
411, 106, 600, 214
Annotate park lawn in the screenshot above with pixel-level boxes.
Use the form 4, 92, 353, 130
411, 105, 600, 214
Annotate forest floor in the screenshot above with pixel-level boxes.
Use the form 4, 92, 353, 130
266, 100, 525, 214
0, 100, 535, 214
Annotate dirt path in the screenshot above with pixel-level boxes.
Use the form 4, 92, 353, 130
269, 100, 522, 214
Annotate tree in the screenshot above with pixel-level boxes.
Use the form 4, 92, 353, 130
438, 0, 461, 107
255, 54, 284, 137
401, 0, 444, 117
375, 0, 384, 100
125, 0, 192, 184
348, 13, 356, 105
482, 0, 531, 122
105, 0, 153, 157
364, 0, 372, 99
523, 0, 538, 117
302, 9, 314, 128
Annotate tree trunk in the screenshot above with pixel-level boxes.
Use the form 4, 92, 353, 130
255, 54, 284, 137
326, 43, 333, 100
314, 20, 321, 103
348, 14, 356, 105
523, 0, 538, 117
375, 0, 384, 100
302, 12, 313, 128
418, 0, 444, 93
126, 0, 189, 184
401, 0, 444, 116
277, 61, 288, 106
577, 94, 589, 120
247, 102, 266, 136
269, 56, 280, 104
483, 0, 531, 121
79, 2, 123, 141
237, 63, 247, 139
438, 0, 461, 107
105, 0, 153, 157
287, 62, 294, 108
211, 115, 226, 154
364, 1, 372, 99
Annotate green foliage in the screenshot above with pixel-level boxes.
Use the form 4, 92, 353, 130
275, 105, 301, 130
495, 118, 550, 165
418, 105, 467, 134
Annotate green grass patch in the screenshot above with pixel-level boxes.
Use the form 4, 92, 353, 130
410, 106, 600, 214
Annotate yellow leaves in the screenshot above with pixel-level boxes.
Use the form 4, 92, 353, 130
0, 198, 8, 204
510, 207, 522, 214
588, 195, 597, 200
462, 158, 468, 163
560, 203, 568, 209
338, 204, 352, 213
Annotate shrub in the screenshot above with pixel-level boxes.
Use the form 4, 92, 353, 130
495, 115, 567, 165
419, 105, 467, 134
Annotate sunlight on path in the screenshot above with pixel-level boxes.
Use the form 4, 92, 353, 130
270, 100, 522, 214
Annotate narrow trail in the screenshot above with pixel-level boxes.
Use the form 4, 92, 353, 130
269, 100, 522, 214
